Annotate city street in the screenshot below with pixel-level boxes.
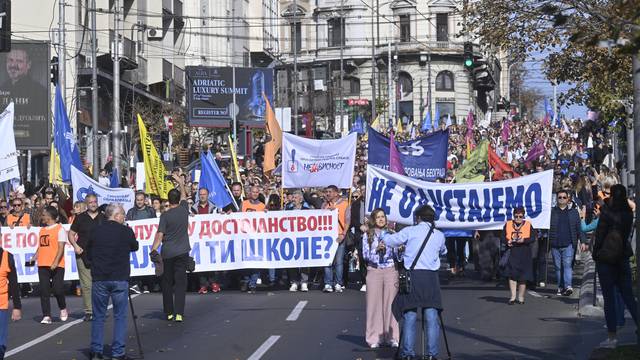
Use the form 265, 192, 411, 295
4, 269, 620, 360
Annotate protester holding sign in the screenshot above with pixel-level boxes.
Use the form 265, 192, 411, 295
151, 174, 190, 322
320, 186, 350, 293
31, 206, 68, 324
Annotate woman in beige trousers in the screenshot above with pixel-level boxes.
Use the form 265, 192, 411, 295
361, 208, 400, 348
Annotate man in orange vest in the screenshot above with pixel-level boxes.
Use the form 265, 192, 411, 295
0, 245, 22, 359
241, 185, 267, 293
322, 185, 350, 293
5, 198, 30, 228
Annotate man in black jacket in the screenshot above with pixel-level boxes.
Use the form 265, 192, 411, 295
549, 190, 585, 297
86, 203, 139, 360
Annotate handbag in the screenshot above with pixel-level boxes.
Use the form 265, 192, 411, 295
498, 248, 511, 270
186, 256, 196, 272
398, 224, 435, 295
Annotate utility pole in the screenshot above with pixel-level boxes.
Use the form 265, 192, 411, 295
387, 41, 391, 128
91, 0, 99, 179
112, 0, 121, 176
293, 0, 298, 135
632, 53, 640, 321
427, 53, 432, 126
553, 81, 558, 124
58, 0, 66, 122
339, 0, 345, 135
370, 0, 376, 122
231, 1, 237, 153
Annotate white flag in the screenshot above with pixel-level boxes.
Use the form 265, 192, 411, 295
0, 103, 20, 183
71, 166, 135, 211
282, 132, 357, 189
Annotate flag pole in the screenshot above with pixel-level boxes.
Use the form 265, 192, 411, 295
223, 181, 239, 211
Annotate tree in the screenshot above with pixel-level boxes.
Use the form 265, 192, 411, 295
519, 86, 545, 119
462, 0, 640, 120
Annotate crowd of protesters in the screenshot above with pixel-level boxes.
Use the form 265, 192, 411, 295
0, 113, 636, 356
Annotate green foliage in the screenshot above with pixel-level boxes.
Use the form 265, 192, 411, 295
463, 0, 640, 120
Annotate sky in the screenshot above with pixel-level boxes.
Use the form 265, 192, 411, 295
524, 55, 589, 120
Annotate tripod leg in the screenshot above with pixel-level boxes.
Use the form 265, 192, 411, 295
421, 308, 426, 359
129, 293, 144, 359
438, 311, 452, 360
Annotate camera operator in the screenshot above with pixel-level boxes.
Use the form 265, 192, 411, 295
85, 203, 139, 360
150, 174, 190, 322
380, 204, 447, 360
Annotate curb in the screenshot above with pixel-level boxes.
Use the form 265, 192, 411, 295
578, 255, 604, 317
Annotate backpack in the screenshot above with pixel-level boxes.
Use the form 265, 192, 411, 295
594, 229, 625, 264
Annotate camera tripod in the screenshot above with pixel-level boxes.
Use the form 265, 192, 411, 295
394, 309, 452, 360
128, 292, 144, 359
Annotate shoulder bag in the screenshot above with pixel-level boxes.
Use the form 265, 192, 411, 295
398, 224, 435, 295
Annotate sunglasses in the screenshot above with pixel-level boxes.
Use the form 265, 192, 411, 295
514, 215, 524, 218
557, 196, 568, 199
12, 203, 22, 207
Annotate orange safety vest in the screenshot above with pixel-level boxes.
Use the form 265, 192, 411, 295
0, 250, 11, 310
505, 220, 532, 242
242, 200, 266, 212
6, 213, 30, 227
37, 224, 65, 268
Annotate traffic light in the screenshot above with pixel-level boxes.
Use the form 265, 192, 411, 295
0, 0, 11, 53
50, 56, 59, 84
463, 42, 474, 70
472, 60, 495, 91
160, 130, 169, 149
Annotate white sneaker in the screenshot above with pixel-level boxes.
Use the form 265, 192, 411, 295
369, 343, 379, 349
334, 284, 344, 293
289, 283, 298, 292
538, 282, 546, 288
256, 278, 262, 285
129, 285, 141, 294
300, 283, 309, 292
360, 284, 367, 292
323, 284, 334, 293
40, 316, 52, 324
599, 338, 617, 349
389, 341, 399, 348
60, 309, 68, 322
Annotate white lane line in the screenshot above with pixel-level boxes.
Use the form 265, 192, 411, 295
247, 335, 281, 360
6, 293, 140, 358
527, 290, 543, 298
286, 301, 308, 321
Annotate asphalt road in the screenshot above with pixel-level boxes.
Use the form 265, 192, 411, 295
3, 272, 607, 360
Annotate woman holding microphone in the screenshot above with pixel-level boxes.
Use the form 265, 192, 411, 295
361, 208, 399, 349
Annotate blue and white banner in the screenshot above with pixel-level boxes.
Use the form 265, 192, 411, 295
0, 103, 19, 183
367, 128, 448, 181
5, 210, 339, 283
71, 166, 135, 212
282, 132, 357, 189
366, 166, 553, 230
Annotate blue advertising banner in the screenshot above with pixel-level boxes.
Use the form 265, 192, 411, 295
367, 128, 449, 180
186, 66, 274, 127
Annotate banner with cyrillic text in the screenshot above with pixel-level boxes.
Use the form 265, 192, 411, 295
366, 166, 553, 230
3, 209, 339, 283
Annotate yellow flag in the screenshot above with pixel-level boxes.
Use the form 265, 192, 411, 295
396, 118, 404, 133
48, 142, 63, 185
263, 94, 282, 174
227, 135, 245, 198
370, 116, 380, 131
137, 114, 173, 198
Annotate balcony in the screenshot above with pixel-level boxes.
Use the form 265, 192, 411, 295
97, 32, 138, 71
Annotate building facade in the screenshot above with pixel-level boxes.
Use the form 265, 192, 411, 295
275, 0, 509, 134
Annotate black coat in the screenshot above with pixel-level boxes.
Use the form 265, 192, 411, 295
548, 206, 584, 248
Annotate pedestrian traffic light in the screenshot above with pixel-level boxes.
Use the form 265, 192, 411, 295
0, 0, 11, 53
50, 56, 59, 85
463, 42, 474, 70
160, 130, 169, 148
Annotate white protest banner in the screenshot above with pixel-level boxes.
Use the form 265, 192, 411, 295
282, 132, 357, 189
5, 209, 339, 283
0, 103, 20, 183
71, 166, 135, 211
366, 166, 553, 230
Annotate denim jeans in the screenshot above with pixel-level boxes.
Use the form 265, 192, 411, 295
0, 309, 8, 359
324, 241, 345, 287
551, 244, 573, 289
596, 261, 639, 333
91, 281, 129, 357
400, 308, 440, 357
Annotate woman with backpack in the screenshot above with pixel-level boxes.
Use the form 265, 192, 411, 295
593, 184, 638, 348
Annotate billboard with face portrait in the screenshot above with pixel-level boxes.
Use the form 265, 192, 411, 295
0, 41, 51, 149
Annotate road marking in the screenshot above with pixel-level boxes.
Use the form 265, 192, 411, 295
6, 294, 140, 358
247, 335, 280, 360
527, 290, 543, 298
286, 300, 308, 321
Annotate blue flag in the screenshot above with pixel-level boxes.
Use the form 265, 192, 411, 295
367, 127, 449, 181
421, 111, 432, 132
110, 167, 119, 188
54, 85, 83, 183
351, 114, 364, 134
434, 107, 440, 129
200, 151, 233, 209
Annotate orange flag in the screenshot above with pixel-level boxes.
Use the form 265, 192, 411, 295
263, 94, 282, 174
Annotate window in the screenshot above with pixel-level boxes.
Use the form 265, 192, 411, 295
328, 18, 345, 47
399, 14, 411, 43
436, 102, 455, 121
435, 71, 454, 91
290, 22, 301, 53
398, 72, 413, 97
436, 13, 449, 42
343, 77, 360, 95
